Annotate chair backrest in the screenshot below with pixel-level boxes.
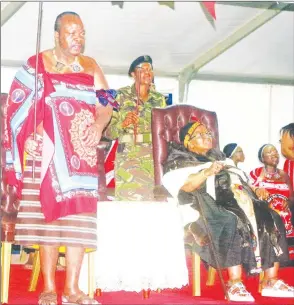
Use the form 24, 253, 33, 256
97, 142, 108, 201
151, 104, 219, 186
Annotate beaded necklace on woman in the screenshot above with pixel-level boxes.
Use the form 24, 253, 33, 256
263, 166, 281, 181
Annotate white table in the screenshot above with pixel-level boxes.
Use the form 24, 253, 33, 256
79, 201, 189, 292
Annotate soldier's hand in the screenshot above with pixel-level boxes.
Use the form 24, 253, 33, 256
122, 112, 139, 128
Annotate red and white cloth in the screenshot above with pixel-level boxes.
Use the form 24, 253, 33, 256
284, 159, 294, 190
104, 139, 118, 189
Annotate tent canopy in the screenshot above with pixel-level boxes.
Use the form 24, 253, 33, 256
1, 1, 294, 85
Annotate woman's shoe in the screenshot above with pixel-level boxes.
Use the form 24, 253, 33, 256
227, 282, 255, 302
261, 279, 294, 298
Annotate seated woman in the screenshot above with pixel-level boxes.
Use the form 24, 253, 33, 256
162, 120, 293, 302
249, 144, 294, 238
223, 143, 245, 168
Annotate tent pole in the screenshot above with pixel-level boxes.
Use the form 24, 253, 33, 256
1, 2, 26, 27
179, 2, 292, 85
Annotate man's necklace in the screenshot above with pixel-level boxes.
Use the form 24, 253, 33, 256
53, 49, 84, 72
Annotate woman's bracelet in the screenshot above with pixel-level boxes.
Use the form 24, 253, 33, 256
254, 187, 260, 194
201, 169, 209, 179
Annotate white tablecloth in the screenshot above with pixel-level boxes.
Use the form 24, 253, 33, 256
79, 201, 189, 292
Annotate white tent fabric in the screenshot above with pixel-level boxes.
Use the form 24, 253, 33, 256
1, 2, 293, 171
1, 1, 294, 82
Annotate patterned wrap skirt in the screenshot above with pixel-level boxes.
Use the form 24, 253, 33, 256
14, 156, 97, 249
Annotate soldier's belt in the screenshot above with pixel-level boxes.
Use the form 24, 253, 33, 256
120, 133, 152, 143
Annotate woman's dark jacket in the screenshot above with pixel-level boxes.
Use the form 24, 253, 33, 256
163, 142, 289, 272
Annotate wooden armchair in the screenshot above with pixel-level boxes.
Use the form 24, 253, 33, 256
151, 104, 219, 296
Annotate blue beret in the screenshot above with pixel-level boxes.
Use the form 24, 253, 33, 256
223, 143, 238, 158
128, 55, 153, 76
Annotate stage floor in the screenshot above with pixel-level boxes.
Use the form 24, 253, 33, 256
5, 251, 294, 305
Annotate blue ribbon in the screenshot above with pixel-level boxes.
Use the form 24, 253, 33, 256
96, 89, 119, 111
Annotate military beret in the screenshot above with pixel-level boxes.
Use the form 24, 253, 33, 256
128, 55, 153, 76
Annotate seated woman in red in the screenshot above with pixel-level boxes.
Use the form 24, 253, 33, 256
249, 144, 294, 238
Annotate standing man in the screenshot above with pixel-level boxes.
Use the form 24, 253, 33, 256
3, 11, 115, 305
105, 55, 166, 201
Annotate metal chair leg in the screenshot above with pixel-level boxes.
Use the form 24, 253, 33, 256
1, 242, 12, 304
258, 271, 265, 293
28, 250, 40, 291
88, 252, 95, 298
206, 266, 216, 286
192, 252, 201, 296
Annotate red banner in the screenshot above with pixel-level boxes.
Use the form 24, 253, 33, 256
202, 2, 216, 20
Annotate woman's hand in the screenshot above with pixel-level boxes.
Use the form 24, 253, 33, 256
181, 161, 224, 193
121, 112, 139, 128
24, 136, 40, 157
82, 123, 103, 147
282, 199, 290, 211
255, 188, 270, 200
205, 161, 225, 177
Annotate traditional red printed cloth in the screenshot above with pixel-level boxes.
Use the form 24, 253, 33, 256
249, 167, 294, 237
284, 159, 294, 190
3, 54, 102, 222
104, 139, 118, 188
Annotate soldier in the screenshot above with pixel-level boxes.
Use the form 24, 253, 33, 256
105, 55, 166, 200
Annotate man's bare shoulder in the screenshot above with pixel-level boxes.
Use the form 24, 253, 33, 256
42, 49, 52, 56
80, 55, 108, 89
80, 55, 101, 69
42, 49, 53, 61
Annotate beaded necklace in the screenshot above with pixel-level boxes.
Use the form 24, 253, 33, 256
264, 167, 281, 180
53, 49, 83, 72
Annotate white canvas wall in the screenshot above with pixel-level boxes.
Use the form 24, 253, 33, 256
186, 80, 294, 174
1, 66, 179, 99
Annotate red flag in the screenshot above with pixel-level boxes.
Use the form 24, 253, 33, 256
104, 139, 119, 188
202, 2, 216, 20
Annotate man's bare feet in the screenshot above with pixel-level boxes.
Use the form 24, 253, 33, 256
62, 291, 100, 304
38, 291, 57, 305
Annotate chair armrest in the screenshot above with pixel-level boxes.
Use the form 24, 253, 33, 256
1, 178, 20, 242
153, 185, 172, 202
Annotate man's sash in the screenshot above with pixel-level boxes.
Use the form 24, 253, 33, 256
4, 54, 101, 222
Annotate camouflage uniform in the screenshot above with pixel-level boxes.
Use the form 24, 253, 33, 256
106, 84, 166, 200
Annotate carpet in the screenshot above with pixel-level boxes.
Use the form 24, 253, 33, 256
5, 252, 294, 305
